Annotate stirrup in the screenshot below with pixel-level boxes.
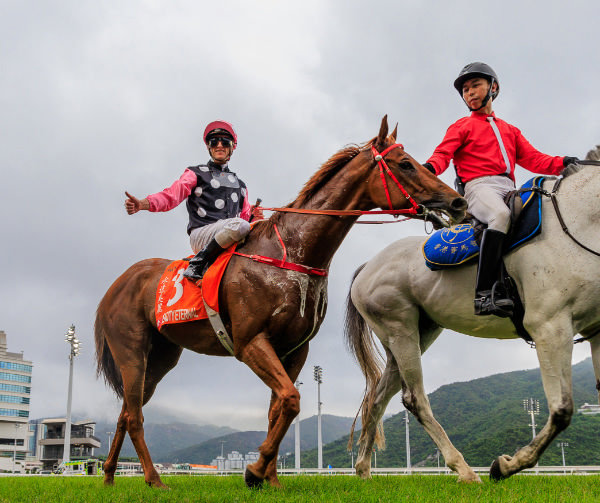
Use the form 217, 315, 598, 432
474, 282, 514, 318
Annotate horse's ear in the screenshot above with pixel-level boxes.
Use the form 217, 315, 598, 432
376, 115, 389, 147
391, 123, 398, 142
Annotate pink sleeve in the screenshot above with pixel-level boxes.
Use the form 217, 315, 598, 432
239, 190, 252, 221
146, 169, 197, 212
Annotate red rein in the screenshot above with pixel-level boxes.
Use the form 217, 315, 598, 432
234, 144, 419, 276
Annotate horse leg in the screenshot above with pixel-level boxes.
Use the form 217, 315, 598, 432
387, 325, 481, 483
261, 346, 308, 486
102, 402, 128, 486
490, 321, 574, 480
240, 334, 303, 489
115, 364, 165, 488
355, 348, 402, 480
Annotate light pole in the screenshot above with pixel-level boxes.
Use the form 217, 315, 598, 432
13, 423, 21, 473
313, 365, 323, 470
557, 442, 569, 473
63, 325, 81, 467
523, 398, 540, 440
294, 380, 303, 469
106, 431, 114, 454
405, 410, 411, 472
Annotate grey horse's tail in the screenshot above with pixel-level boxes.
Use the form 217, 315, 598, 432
344, 264, 385, 451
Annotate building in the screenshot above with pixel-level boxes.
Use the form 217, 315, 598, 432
578, 402, 600, 415
211, 451, 260, 470
0, 330, 32, 473
37, 418, 101, 471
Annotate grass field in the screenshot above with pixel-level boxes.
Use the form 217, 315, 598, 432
0, 474, 598, 503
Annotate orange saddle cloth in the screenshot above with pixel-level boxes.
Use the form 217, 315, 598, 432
155, 246, 236, 331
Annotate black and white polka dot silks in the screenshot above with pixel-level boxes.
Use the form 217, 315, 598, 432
185, 161, 247, 234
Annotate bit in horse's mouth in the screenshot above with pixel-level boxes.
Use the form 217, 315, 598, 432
416, 206, 458, 229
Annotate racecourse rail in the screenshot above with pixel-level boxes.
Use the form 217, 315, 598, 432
4, 466, 599, 477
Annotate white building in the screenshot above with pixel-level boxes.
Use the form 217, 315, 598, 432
0, 330, 32, 473
577, 402, 600, 415
211, 451, 260, 470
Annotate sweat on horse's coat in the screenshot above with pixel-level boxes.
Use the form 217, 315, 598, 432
94, 116, 467, 490
345, 150, 600, 483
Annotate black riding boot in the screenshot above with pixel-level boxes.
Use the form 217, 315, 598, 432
474, 229, 514, 318
183, 238, 225, 281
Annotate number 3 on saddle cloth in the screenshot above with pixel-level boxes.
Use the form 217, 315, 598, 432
423, 176, 545, 270
155, 246, 237, 331
422, 176, 546, 344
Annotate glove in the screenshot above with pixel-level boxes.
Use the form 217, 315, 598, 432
422, 162, 436, 175
563, 156, 579, 167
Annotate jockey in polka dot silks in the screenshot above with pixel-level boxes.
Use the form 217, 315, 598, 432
125, 120, 262, 281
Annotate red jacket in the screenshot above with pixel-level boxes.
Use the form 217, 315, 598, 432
427, 112, 564, 183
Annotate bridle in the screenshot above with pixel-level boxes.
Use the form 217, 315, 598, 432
521, 161, 600, 258
257, 143, 423, 221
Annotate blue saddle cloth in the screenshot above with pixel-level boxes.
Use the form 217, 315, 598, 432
423, 177, 545, 271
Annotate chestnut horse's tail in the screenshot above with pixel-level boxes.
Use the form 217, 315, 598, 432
344, 264, 385, 451
94, 308, 124, 399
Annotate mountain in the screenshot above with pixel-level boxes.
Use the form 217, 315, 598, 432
161, 414, 360, 464
92, 421, 238, 458
303, 357, 600, 468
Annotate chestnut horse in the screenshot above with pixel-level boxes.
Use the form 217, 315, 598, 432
94, 116, 467, 489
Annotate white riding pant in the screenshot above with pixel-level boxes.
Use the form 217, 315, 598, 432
464, 175, 515, 233
189, 217, 251, 253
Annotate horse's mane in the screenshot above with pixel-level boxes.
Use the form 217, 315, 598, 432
251, 139, 375, 240
586, 144, 600, 162
562, 144, 600, 178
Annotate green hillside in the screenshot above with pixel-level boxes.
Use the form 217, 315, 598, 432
298, 358, 600, 469
162, 414, 358, 464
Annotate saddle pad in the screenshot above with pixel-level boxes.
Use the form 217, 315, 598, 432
155, 245, 237, 330
423, 176, 545, 270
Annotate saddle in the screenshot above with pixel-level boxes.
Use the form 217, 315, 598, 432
422, 176, 545, 271
155, 245, 237, 331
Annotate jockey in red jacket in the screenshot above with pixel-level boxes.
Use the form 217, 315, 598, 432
125, 120, 262, 281
423, 63, 578, 317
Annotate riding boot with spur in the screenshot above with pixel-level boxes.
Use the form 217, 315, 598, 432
474, 229, 514, 318
183, 238, 225, 281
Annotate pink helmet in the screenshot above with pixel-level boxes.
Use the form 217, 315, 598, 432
203, 120, 237, 149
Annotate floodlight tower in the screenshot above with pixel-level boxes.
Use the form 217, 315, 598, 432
313, 365, 323, 469
294, 380, 303, 469
523, 398, 540, 440
557, 441, 569, 471
63, 325, 81, 466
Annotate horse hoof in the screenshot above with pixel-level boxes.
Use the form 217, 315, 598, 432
244, 467, 264, 489
489, 459, 507, 482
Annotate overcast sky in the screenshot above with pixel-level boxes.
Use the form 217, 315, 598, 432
2, 1, 599, 434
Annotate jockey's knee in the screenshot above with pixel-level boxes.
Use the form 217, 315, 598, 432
487, 209, 511, 233
215, 218, 250, 247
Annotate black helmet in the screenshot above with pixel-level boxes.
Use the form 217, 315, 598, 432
454, 62, 500, 110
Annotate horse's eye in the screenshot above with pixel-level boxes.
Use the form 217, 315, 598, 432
399, 161, 414, 171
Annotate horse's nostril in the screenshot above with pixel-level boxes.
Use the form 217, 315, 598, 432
452, 197, 468, 210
